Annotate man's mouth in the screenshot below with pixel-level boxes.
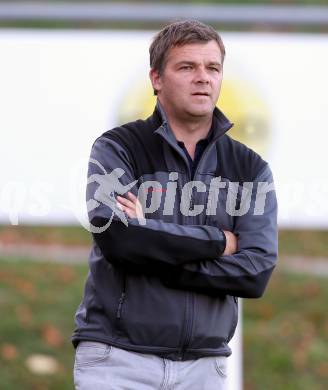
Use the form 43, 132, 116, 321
192, 92, 210, 96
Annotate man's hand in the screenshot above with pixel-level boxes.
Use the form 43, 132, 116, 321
222, 230, 238, 256
116, 192, 145, 220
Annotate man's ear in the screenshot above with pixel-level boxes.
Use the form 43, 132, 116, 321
149, 68, 162, 95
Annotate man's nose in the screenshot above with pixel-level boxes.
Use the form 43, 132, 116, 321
194, 66, 210, 83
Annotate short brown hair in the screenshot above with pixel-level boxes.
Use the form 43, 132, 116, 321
149, 19, 226, 75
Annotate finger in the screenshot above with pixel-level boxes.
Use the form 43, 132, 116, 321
116, 201, 135, 217
127, 192, 144, 210
117, 202, 136, 218
127, 191, 137, 199
116, 195, 135, 208
127, 192, 139, 204
124, 208, 134, 218
116, 202, 124, 211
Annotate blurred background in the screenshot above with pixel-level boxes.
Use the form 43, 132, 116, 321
0, 0, 328, 389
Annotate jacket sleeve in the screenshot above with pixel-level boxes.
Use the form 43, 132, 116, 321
163, 164, 278, 298
87, 135, 226, 274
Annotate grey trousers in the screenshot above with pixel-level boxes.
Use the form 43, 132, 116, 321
74, 341, 227, 390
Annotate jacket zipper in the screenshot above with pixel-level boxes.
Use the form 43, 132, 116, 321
177, 131, 231, 360
192, 125, 232, 179
179, 145, 195, 360
116, 272, 127, 319
179, 291, 195, 360
156, 122, 232, 360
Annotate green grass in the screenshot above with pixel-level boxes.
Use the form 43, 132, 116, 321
0, 257, 88, 390
1, 21, 327, 35
1, 0, 328, 33
0, 225, 91, 247
0, 257, 327, 389
243, 270, 328, 390
278, 229, 328, 257
1, 225, 328, 257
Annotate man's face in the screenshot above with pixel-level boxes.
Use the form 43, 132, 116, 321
150, 40, 223, 121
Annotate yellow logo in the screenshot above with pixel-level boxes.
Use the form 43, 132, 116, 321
117, 77, 270, 157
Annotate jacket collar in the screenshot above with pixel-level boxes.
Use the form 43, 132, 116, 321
153, 99, 233, 143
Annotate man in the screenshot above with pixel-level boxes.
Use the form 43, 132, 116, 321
72, 20, 278, 389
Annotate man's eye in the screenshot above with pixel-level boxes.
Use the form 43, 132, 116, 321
209, 67, 220, 72
180, 66, 192, 70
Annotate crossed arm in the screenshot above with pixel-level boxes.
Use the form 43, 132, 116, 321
88, 136, 278, 298
116, 191, 238, 257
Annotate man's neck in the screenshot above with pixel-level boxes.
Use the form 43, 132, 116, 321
169, 116, 212, 147
157, 100, 213, 146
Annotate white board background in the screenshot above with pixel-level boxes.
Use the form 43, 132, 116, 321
1, 30, 327, 228
2, 29, 328, 390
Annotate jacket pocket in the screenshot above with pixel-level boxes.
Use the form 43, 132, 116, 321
115, 273, 184, 348
116, 271, 127, 320
227, 296, 239, 343
191, 294, 237, 350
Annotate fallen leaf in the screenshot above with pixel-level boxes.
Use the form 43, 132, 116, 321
16, 304, 33, 326
315, 362, 328, 378
1, 343, 18, 360
56, 266, 76, 284
41, 323, 63, 347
